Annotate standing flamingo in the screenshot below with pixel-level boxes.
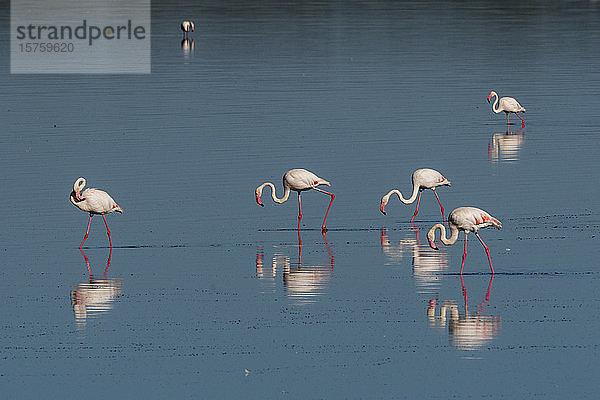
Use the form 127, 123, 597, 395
181, 21, 195, 36
255, 168, 335, 232
70, 177, 123, 248
427, 207, 501, 274
380, 168, 451, 223
487, 91, 526, 128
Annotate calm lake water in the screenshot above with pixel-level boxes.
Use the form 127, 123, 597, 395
1, 1, 600, 398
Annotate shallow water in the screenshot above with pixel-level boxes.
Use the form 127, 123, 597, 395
1, 1, 600, 398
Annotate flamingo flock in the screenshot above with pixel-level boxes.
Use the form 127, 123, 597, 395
72, 89, 519, 274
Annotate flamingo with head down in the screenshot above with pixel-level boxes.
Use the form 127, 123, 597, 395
380, 168, 451, 223
255, 168, 335, 232
427, 207, 501, 274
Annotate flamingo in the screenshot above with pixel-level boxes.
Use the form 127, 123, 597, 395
70, 177, 123, 248
427, 207, 502, 274
255, 168, 335, 232
380, 168, 451, 223
181, 21, 195, 36
487, 91, 526, 128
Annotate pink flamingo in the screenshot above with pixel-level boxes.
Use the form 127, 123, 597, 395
427, 207, 502, 274
181, 21, 195, 36
255, 168, 335, 232
487, 91, 526, 128
70, 177, 123, 248
380, 168, 451, 223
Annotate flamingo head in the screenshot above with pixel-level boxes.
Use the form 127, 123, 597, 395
255, 187, 264, 207
487, 93, 492, 103
428, 238, 439, 250
380, 196, 388, 215
113, 204, 123, 214
189, 21, 195, 32
426, 226, 439, 250
73, 177, 86, 201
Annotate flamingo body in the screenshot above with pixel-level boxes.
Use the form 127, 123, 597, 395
427, 207, 501, 273
181, 21, 195, 35
487, 91, 526, 128
255, 168, 334, 232
70, 178, 122, 248
380, 168, 451, 222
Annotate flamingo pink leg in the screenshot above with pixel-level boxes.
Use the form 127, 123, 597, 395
80, 214, 94, 249
432, 188, 445, 222
515, 112, 525, 127
297, 192, 303, 232
102, 214, 113, 248
475, 232, 494, 274
314, 188, 335, 232
505, 112, 510, 125
460, 273, 468, 313
461, 232, 468, 274
410, 191, 422, 223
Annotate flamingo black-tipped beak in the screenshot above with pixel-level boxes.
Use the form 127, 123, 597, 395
255, 194, 264, 207
380, 202, 386, 215
428, 239, 439, 250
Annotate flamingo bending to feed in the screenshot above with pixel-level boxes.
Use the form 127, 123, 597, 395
181, 21, 195, 36
70, 177, 123, 248
487, 91, 526, 128
255, 168, 335, 232
380, 168, 451, 223
427, 207, 501, 274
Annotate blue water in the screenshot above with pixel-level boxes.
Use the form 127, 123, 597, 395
1, 1, 600, 398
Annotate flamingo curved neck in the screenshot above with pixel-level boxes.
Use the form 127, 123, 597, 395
385, 183, 419, 204
490, 92, 501, 113
260, 182, 291, 204
428, 223, 459, 245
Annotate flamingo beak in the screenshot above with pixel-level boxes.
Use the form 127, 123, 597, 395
380, 202, 386, 215
256, 193, 264, 207
75, 191, 83, 201
487, 94, 492, 103
446, 180, 451, 186
320, 180, 331, 186
428, 239, 439, 250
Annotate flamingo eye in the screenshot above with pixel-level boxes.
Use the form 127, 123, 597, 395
314, 180, 318, 185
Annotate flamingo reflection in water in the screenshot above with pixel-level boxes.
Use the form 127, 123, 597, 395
71, 248, 123, 328
256, 232, 334, 304
380, 228, 448, 295
181, 38, 194, 61
427, 275, 500, 351
489, 127, 525, 163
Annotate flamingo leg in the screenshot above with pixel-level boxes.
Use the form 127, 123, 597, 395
104, 246, 112, 278
460, 273, 468, 314
297, 192, 302, 232
313, 187, 335, 232
102, 214, 113, 248
410, 191, 422, 223
505, 112, 510, 125
475, 232, 494, 274
461, 232, 468, 274
432, 188, 445, 223
80, 214, 94, 249
515, 112, 526, 127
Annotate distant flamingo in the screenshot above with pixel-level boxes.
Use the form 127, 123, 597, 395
70, 178, 123, 248
427, 207, 501, 274
487, 91, 526, 128
181, 21, 195, 36
380, 168, 451, 223
255, 168, 335, 232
